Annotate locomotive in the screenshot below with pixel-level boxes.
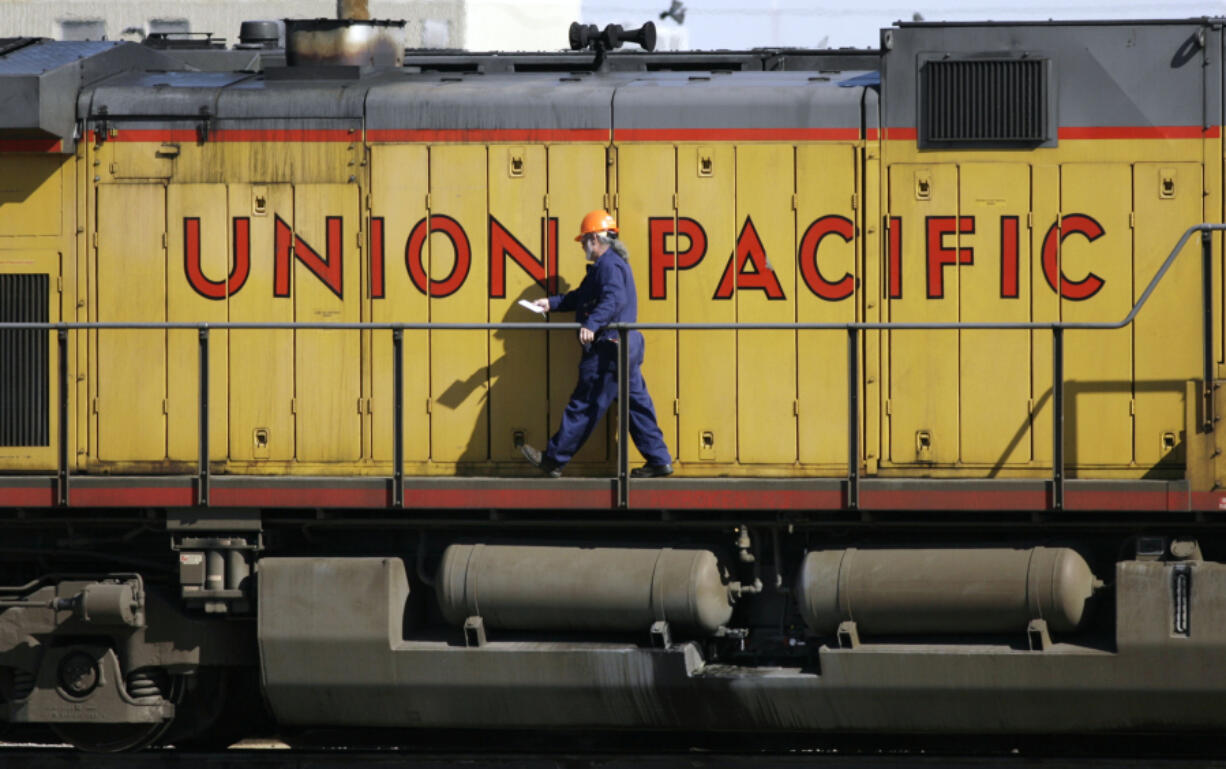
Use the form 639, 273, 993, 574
1, 10, 1225, 751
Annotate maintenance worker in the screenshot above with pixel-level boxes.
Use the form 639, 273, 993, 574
520, 209, 673, 478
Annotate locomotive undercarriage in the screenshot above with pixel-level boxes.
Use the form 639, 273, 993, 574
0, 511, 1222, 751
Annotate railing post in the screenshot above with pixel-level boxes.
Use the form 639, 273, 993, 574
1202, 228, 1215, 433
198, 327, 209, 507
1052, 327, 1064, 511
57, 328, 69, 508
393, 327, 404, 509
847, 327, 859, 511
617, 326, 629, 510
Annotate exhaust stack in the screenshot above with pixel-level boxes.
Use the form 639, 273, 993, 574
284, 17, 405, 69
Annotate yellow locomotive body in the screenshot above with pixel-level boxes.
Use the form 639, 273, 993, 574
3, 63, 1219, 484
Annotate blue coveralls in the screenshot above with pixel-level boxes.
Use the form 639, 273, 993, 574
544, 249, 672, 467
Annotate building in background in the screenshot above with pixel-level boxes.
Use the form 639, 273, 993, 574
0, 0, 580, 50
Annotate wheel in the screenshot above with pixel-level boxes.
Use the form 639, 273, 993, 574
162, 668, 265, 750
49, 669, 183, 752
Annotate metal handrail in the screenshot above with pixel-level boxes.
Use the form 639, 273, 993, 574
3, 223, 1222, 510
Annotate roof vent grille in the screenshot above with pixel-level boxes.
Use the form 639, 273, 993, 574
921, 58, 1048, 146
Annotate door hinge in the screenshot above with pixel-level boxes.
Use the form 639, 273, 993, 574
91, 232, 98, 248
791, 193, 799, 210
161, 232, 168, 249
671, 193, 678, 210
1027, 398, 1035, 413
162, 398, 169, 415
1026, 212, 1033, 229
425, 193, 432, 210
426, 399, 432, 414
365, 193, 371, 209
357, 397, 370, 414
885, 399, 892, 415
1129, 398, 1136, 416
673, 398, 680, 415
290, 398, 297, 414
1129, 212, 1136, 229
543, 193, 550, 210
850, 194, 857, 211
91, 397, 98, 414
56, 276, 63, 293
793, 399, 800, 416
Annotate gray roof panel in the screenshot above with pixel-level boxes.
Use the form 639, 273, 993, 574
87, 72, 252, 118
0, 40, 118, 75
365, 73, 621, 136
613, 71, 865, 134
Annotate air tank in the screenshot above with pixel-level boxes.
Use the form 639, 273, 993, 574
436, 544, 735, 635
795, 547, 1100, 636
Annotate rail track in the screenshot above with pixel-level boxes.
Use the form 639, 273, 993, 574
3, 737, 1226, 769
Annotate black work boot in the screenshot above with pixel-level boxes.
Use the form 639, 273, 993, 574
520, 443, 563, 478
630, 463, 673, 478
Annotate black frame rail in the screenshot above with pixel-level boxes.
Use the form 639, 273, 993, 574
4, 224, 1222, 511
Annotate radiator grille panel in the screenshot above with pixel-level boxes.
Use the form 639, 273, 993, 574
0, 274, 50, 447
922, 59, 1048, 145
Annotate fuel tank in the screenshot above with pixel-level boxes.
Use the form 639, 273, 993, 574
436, 544, 735, 635
796, 546, 1099, 636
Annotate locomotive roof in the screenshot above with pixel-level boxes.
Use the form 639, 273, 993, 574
4, 16, 1224, 153
82, 68, 873, 136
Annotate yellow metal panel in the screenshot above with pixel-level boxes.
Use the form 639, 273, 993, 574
96, 184, 166, 461
488, 144, 549, 461
617, 144, 677, 466
294, 184, 361, 461
0, 157, 62, 237
677, 144, 736, 464
1133, 162, 1201, 468
428, 145, 488, 463
109, 142, 173, 180
0, 252, 60, 469
796, 144, 855, 465
1060, 163, 1132, 467
1031, 165, 1060, 466
370, 146, 429, 463
169, 139, 358, 187
958, 163, 1031, 465
166, 184, 228, 461
886, 164, 958, 464
228, 183, 295, 461
546, 144, 609, 463
735, 144, 796, 463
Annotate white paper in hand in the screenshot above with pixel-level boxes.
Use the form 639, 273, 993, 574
518, 299, 548, 316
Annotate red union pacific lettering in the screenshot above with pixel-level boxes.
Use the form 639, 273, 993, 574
181, 211, 1107, 303
883, 213, 1107, 302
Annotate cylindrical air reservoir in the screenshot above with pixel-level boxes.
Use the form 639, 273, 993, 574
437, 544, 734, 635
795, 547, 1099, 636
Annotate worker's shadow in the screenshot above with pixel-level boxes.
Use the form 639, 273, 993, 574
436, 280, 573, 472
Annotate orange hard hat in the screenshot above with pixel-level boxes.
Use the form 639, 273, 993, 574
575, 209, 618, 241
